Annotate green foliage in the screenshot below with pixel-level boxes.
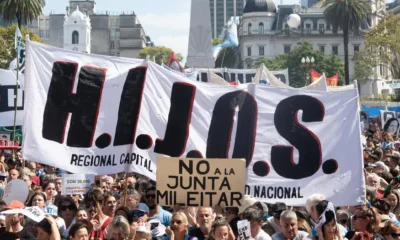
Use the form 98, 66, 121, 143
0, 24, 41, 69
252, 42, 344, 87
0, 0, 44, 28
323, 0, 370, 84
138, 46, 183, 65
354, 14, 400, 81
212, 38, 223, 46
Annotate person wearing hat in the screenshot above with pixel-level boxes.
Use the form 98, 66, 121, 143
374, 161, 390, 174
132, 203, 150, 223
1, 200, 35, 239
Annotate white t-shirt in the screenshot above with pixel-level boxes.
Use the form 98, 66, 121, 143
255, 229, 272, 240
271, 231, 311, 240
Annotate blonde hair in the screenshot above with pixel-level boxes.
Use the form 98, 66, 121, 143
107, 215, 130, 238
172, 211, 189, 226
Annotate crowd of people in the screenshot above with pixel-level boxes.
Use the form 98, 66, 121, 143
0, 120, 400, 240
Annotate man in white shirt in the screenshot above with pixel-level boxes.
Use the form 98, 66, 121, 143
242, 206, 272, 240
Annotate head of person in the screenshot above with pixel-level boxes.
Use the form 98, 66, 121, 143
383, 132, 394, 142
381, 220, 400, 240
367, 173, 381, 190
5, 212, 24, 227
196, 207, 215, 231
42, 180, 57, 199
37, 218, 53, 240
132, 203, 149, 223
170, 211, 190, 234
55, 177, 62, 193
211, 215, 230, 240
135, 179, 152, 195
115, 206, 133, 224
374, 161, 389, 174
145, 186, 157, 209
85, 188, 105, 218
280, 210, 299, 240
337, 210, 351, 229
58, 196, 78, 222
102, 192, 117, 217
6, 158, 17, 170
316, 201, 337, 237
384, 119, 399, 135
223, 207, 239, 223
271, 202, 287, 223
8, 168, 19, 181
28, 192, 47, 208
372, 199, 391, 217
68, 222, 89, 240
45, 165, 56, 174
107, 215, 131, 240
390, 155, 400, 170
305, 193, 325, 221
384, 191, 400, 211
28, 161, 36, 172
126, 176, 136, 187
76, 208, 89, 222
23, 174, 33, 189
353, 205, 380, 233
121, 189, 141, 209
103, 176, 114, 192
242, 206, 264, 238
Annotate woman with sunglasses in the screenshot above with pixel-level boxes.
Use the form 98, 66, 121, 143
315, 202, 342, 240
380, 221, 400, 240
58, 196, 79, 239
344, 206, 382, 240
164, 212, 197, 240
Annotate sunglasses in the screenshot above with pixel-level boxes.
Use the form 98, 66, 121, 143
146, 194, 156, 199
171, 220, 182, 225
392, 233, 400, 238
339, 219, 348, 225
132, 212, 145, 217
60, 205, 75, 211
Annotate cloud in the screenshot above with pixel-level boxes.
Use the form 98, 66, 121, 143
138, 13, 190, 32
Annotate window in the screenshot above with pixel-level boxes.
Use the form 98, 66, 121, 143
319, 45, 325, 53
354, 45, 360, 53
332, 45, 338, 55
319, 24, 325, 34
111, 41, 115, 48
248, 23, 252, 35
259, 46, 264, 56
306, 23, 311, 34
247, 47, 252, 56
45, 31, 49, 38
72, 31, 79, 44
258, 22, 264, 34
39, 31, 43, 38
284, 45, 291, 54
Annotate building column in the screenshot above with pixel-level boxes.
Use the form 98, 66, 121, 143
224, 0, 227, 24
214, 0, 217, 38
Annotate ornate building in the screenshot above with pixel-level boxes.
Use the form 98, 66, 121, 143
238, 0, 369, 79
63, 6, 91, 53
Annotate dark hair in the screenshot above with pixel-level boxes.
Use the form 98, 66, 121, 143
315, 201, 336, 237
144, 185, 156, 195
69, 222, 89, 238
37, 218, 52, 234
136, 179, 152, 193
57, 196, 78, 217
85, 188, 105, 205
115, 206, 133, 224
372, 199, 391, 214
0, 200, 6, 206
380, 171, 393, 186
28, 192, 47, 206
243, 206, 263, 222
380, 221, 400, 236
41, 180, 56, 191
316, 200, 329, 217
270, 202, 287, 219
384, 118, 400, 133
103, 192, 116, 204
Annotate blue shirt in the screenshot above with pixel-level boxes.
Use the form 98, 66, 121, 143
149, 206, 172, 227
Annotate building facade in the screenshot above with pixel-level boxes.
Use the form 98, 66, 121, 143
27, 0, 153, 58
238, 0, 374, 79
210, 0, 248, 39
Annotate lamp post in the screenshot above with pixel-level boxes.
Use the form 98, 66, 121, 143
301, 56, 315, 86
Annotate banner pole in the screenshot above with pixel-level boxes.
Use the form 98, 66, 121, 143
123, 173, 128, 207
12, 35, 20, 158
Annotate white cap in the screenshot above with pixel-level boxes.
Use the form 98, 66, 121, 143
238, 195, 257, 214
375, 161, 389, 172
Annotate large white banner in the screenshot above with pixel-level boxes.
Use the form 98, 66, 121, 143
0, 69, 24, 126
23, 41, 364, 206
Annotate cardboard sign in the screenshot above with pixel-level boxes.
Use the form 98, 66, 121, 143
237, 220, 251, 240
156, 158, 246, 207
61, 174, 95, 195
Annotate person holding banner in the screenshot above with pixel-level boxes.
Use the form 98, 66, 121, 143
37, 214, 62, 240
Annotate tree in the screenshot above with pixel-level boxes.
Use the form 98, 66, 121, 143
138, 46, 183, 65
0, 24, 41, 69
252, 42, 345, 87
0, 0, 45, 28
323, 0, 370, 85
354, 14, 400, 82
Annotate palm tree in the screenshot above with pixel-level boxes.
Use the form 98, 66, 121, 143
0, 0, 45, 29
323, 0, 370, 85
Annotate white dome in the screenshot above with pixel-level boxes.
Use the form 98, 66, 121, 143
70, 6, 85, 21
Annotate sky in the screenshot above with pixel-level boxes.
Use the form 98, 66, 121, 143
43, 0, 299, 62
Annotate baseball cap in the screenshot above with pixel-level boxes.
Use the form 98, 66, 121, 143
375, 161, 389, 172
133, 203, 149, 213
6, 200, 24, 209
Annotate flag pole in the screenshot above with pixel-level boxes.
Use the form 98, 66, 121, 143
12, 26, 20, 158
